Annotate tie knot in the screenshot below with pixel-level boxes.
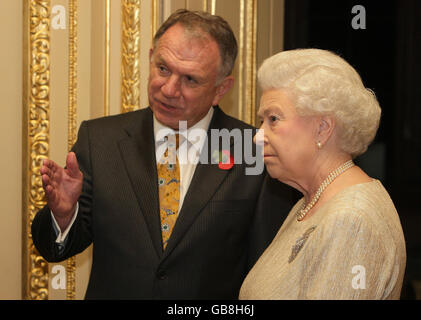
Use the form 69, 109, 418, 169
167, 133, 180, 150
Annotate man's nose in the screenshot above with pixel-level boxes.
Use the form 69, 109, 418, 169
161, 76, 181, 98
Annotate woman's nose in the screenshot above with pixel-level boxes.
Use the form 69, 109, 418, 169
253, 128, 265, 146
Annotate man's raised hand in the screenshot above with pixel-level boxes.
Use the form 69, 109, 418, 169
41, 152, 83, 231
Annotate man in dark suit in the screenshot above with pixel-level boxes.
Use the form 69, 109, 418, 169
32, 9, 293, 299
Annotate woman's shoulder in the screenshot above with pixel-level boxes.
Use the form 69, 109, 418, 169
323, 179, 396, 220
318, 179, 405, 247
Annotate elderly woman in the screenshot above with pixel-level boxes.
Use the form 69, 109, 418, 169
239, 49, 406, 300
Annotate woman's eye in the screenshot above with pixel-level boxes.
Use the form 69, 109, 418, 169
269, 115, 279, 122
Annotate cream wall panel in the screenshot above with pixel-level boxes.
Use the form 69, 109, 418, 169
214, 0, 242, 121
90, 0, 122, 117
75, 245, 92, 299
0, 0, 23, 300
109, 0, 122, 116
140, 0, 152, 109
90, 0, 106, 119
186, 0, 207, 12
171, 0, 186, 13
256, 0, 284, 121
50, 0, 69, 169
78, 0, 93, 124
162, 0, 173, 22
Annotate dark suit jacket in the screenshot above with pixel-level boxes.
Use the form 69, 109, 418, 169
32, 106, 295, 299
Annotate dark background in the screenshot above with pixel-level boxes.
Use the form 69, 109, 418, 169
284, 0, 421, 299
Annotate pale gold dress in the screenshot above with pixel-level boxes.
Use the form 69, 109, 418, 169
239, 180, 406, 300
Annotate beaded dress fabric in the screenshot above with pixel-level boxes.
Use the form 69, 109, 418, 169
239, 180, 406, 300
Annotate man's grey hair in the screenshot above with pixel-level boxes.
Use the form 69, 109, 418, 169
153, 9, 238, 80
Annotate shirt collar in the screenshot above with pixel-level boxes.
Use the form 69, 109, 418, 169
153, 107, 214, 145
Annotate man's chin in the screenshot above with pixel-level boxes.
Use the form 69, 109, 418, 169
154, 112, 182, 130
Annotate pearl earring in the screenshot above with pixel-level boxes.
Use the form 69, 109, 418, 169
317, 141, 322, 149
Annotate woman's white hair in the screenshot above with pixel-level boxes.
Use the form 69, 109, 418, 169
258, 48, 381, 158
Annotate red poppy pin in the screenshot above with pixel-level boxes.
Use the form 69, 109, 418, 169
218, 150, 234, 170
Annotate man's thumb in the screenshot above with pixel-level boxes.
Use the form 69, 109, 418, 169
66, 152, 80, 176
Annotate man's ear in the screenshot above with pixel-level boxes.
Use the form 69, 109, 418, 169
212, 76, 234, 106
149, 48, 154, 61
317, 116, 335, 145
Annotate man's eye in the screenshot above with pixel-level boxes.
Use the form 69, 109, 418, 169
186, 75, 197, 84
158, 65, 169, 74
269, 115, 278, 122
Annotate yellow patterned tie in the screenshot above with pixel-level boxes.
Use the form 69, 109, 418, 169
158, 134, 180, 250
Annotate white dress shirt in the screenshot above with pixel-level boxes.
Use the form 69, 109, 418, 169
153, 107, 213, 210
52, 107, 214, 244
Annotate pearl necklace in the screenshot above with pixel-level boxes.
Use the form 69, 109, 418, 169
296, 160, 355, 221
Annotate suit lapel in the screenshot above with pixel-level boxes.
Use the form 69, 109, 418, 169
163, 107, 235, 258
117, 108, 163, 259
116, 107, 241, 260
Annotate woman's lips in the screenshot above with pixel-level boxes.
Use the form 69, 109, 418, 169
263, 154, 276, 160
